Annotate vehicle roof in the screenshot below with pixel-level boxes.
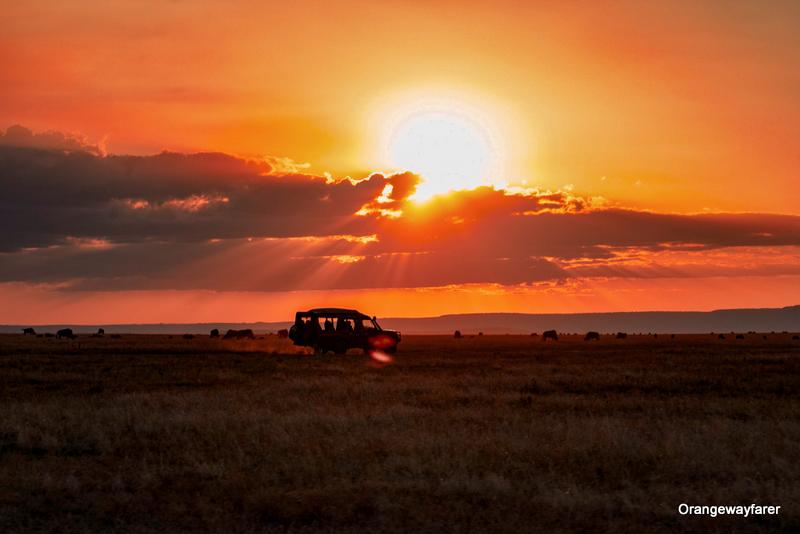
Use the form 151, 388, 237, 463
300, 308, 371, 318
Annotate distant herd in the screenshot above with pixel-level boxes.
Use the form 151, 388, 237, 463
14, 326, 800, 342
17, 327, 263, 340
451, 329, 800, 341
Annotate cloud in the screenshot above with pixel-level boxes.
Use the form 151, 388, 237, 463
0, 124, 104, 156
355, 171, 419, 217
2, 127, 800, 292
0, 144, 414, 251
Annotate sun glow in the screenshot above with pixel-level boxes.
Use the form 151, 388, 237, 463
372, 90, 512, 201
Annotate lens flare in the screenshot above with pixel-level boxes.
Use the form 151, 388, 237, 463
368, 350, 394, 365
368, 333, 397, 350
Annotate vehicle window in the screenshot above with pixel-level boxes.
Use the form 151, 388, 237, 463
336, 318, 354, 332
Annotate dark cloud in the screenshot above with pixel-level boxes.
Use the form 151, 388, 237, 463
2, 132, 800, 291
0, 145, 412, 251
367, 190, 800, 259
0, 124, 103, 156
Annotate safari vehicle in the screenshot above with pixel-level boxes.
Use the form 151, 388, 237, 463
289, 308, 401, 355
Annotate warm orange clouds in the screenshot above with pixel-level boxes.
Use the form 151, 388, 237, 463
2, 128, 800, 322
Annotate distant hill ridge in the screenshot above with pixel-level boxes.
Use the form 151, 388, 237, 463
2, 305, 799, 335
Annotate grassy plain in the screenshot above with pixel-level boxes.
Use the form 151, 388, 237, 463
1, 333, 799, 533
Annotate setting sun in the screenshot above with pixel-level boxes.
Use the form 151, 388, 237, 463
385, 108, 498, 200
371, 90, 512, 201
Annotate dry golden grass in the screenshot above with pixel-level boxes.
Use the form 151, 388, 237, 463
1, 333, 799, 533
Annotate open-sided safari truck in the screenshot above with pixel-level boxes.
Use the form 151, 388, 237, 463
289, 308, 401, 355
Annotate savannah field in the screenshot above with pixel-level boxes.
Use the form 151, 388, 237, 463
1, 332, 799, 533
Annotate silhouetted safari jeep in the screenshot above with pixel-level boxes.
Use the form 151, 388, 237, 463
289, 308, 401, 355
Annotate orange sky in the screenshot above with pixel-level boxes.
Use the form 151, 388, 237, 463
1, 1, 799, 323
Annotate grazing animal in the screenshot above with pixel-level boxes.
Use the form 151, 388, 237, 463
56, 328, 75, 339
183, 334, 195, 340
210, 328, 220, 338
616, 332, 628, 339
530, 332, 538, 337
454, 330, 462, 339
736, 334, 745, 340
542, 330, 558, 342
478, 332, 484, 336
223, 328, 255, 340
22, 327, 36, 335
584, 331, 600, 341
277, 328, 289, 339
718, 334, 726, 340
97, 328, 105, 335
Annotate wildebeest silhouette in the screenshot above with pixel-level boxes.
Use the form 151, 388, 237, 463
223, 328, 255, 340
718, 334, 726, 339
478, 332, 484, 336
584, 331, 600, 341
56, 328, 75, 339
210, 328, 220, 338
542, 330, 558, 341
616, 332, 628, 339
97, 328, 105, 335
454, 330, 462, 339
530, 332, 538, 337
277, 328, 289, 339
22, 327, 36, 335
